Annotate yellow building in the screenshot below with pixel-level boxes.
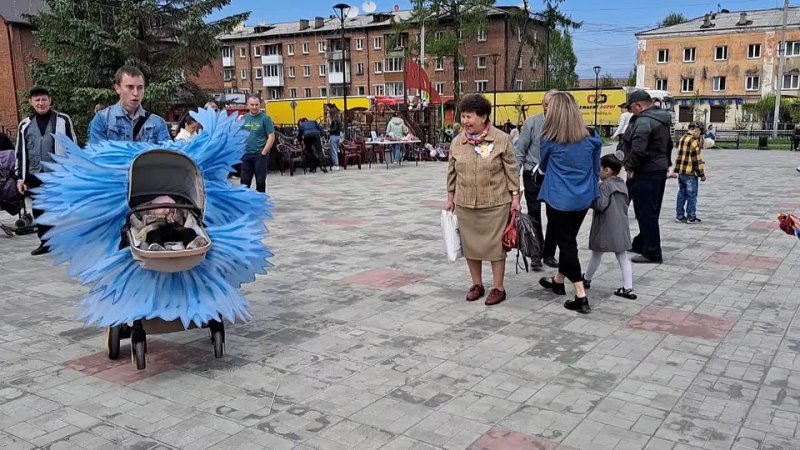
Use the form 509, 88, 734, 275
636, 7, 800, 127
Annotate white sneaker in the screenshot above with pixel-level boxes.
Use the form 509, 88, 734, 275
164, 241, 185, 251
187, 236, 209, 249
333, 166, 340, 171
147, 243, 165, 251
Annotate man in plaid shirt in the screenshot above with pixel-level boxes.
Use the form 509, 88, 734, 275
673, 122, 706, 224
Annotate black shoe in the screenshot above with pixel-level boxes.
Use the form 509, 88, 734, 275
539, 277, 566, 295
564, 296, 591, 314
583, 276, 591, 290
531, 259, 543, 272
687, 218, 702, 224
31, 244, 50, 256
321, 166, 328, 173
543, 256, 558, 268
631, 255, 662, 264
614, 287, 637, 299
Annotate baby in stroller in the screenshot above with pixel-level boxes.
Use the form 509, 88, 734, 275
0, 149, 36, 236
130, 195, 208, 251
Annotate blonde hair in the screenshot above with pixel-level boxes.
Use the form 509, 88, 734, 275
541, 92, 589, 144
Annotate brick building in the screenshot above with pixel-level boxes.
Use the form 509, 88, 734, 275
210, 6, 543, 104
0, 0, 45, 137
636, 7, 800, 127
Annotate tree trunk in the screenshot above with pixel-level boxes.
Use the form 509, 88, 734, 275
507, 0, 529, 90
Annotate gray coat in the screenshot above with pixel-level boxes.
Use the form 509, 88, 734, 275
588, 176, 631, 253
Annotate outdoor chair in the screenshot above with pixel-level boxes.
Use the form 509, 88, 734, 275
340, 140, 362, 170
277, 143, 307, 176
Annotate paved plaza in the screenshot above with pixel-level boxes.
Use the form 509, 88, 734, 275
2, 148, 800, 449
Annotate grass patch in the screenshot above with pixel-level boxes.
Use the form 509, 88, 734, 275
714, 139, 792, 150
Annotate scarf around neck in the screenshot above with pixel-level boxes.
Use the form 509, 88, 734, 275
465, 124, 491, 146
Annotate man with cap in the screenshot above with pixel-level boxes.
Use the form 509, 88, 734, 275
15, 86, 78, 255
618, 90, 673, 264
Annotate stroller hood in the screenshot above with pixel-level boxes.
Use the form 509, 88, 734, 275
128, 149, 205, 213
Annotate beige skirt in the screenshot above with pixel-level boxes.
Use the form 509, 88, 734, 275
456, 203, 510, 262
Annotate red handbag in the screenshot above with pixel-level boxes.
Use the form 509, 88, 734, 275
502, 209, 518, 251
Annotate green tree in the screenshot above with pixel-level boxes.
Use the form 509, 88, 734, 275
658, 12, 688, 28
534, 0, 582, 88
398, 0, 496, 112
533, 29, 578, 90
599, 73, 617, 88
626, 65, 637, 86
27, 0, 248, 140
742, 93, 800, 127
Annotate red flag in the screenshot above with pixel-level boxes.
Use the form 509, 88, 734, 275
405, 59, 442, 105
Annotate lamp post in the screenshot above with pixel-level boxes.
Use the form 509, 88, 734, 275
489, 53, 501, 126
593, 65, 601, 131
333, 4, 352, 137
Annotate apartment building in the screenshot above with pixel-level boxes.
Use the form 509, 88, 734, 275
636, 7, 800, 126
214, 6, 543, 102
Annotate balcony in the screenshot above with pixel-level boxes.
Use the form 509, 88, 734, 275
328, 72, 350, 85
263, 76, 284, 87
261, 54, 283, 65
222, 56, 234, 67
327, 50, 349, 61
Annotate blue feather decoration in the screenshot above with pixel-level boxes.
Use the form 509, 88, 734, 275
33, 108, 272, 328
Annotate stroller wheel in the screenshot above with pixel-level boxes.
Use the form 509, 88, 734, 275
14, 218, 27, 228
105, 326, 121, 360
209, 319, 225, 359
132, 340, 146, 370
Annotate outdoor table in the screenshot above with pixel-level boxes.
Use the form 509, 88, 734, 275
365, 139, 422, 168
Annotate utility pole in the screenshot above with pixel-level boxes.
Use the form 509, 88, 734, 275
773, 0, 789, 137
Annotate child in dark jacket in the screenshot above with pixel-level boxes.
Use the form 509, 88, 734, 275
583, 154, 636, 299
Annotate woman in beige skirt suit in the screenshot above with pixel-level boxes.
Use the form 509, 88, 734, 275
444, 94, 520, 306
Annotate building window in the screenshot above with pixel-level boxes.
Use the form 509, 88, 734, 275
458, 58, 465, 70
678, 105, 693, 122
476, 80, 488, 92
269, 89, 281, 100
222, 47, 232, 58
255, 68, 263, 79
287, 44, 295, 55
657, 49, 669, 63
329, 60, 344, 73
457, 81, 466, 94
518, 58, 523, 69
435, 57, 444, 71
239, 47, 247, 58
319, 65, 327, 76
318, 41, 326, 53
384, 57, 404, 72
745, 75, 760, 91
477, 29, 487, 42
434, 82, 445, 95
240, 88, 249, 94
356, 63, 364, 75
241, 68, 247, 79
254, 46, 261, 57
783, 73, 800, 89
373, 37, 382, 50
712, 76, 726, 91
302, 65, 311, 77
357, 86, 365, 95
356, 39, 363, 50
302, 42, 309, 54
288, 66, 296, 78
265, 44, 280, 56
655, 78, 668, 90
374, 61, 383, 74
748, 43, 761, 59
224, 69, 234, 81
681, 77, 694, 92
515, 79, 523, 90
714, 45, 728, 61
304, 88, 312, 97
374, 84, 385, 96
386, 82, 404, 97
289, 88, 297, 98
319, 87, 327, 97
265, 65, 279, 77
786, 41, 800, 56
389, 34, 407, 49
683, 47, 695, 62
709, 106, 725, 123
477, 56, 487, 69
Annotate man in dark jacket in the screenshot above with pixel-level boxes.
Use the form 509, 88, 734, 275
619, 90, 673, 264
297, 118, 327, 173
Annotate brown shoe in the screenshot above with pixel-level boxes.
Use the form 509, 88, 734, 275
485, 288, 507, 306
466, 284, 485, 302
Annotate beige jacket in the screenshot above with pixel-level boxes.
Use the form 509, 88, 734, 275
447, 126, 519, 209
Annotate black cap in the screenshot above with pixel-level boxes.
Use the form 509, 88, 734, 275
28, 86, 50, 98
625, 90, 652, 106
688, 121, 706, 131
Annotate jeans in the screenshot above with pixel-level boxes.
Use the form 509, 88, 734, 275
329, 135, 341, 166
545, 204, 588, 283
676, 174, 699, 220
392, 144, 401, 163
240, 154, 268, 193
522, 171, 556, 260
628, 169, 667, 261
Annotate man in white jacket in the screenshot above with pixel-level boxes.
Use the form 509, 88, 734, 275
611, 104, 633, 140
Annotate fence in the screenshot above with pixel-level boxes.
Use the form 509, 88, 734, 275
673, 128, 795, 150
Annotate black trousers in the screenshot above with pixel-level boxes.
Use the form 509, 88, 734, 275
25, 174, 51, 242
545, 204, 588, 283
241, 154, 268, 193
522, 171, 556, 259
628, 169, 667, 261
303, 134, 325, 170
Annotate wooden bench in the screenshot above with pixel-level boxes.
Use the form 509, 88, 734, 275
710, 133, 740, 149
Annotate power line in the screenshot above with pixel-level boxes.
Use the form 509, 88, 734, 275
562, 0, 766, 12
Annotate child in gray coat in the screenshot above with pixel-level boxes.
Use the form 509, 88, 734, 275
583, 154, 636, 299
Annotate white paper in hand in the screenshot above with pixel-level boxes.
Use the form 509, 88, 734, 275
441, 210, 463, 261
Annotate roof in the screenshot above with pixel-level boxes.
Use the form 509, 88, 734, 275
220, 6, 513, 41
0, 0, 45, 24
636, 7, 800, 38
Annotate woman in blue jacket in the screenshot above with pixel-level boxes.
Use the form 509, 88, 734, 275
537, 92, 601, 314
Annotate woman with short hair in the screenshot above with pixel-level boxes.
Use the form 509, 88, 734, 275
444, 94, 520, 306
536, 92, 601, 314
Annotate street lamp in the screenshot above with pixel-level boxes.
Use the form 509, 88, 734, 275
333, 4, 352, 137
593, 65, 601, 131
489, 53, 501, 126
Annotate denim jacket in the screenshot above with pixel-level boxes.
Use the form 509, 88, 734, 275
88, 102, 170, 144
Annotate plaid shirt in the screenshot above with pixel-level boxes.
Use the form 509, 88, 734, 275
674, 134, 705, 177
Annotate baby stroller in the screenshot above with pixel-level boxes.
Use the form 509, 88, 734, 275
109, 149, 223, 370
0, 149, 36, 237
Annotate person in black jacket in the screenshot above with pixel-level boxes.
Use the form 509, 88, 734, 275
328, 110, 342, 170
619, 90, 673, 264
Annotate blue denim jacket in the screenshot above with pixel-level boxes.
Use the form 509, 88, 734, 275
538, 132, 602, 211
88, 102, 170, 144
